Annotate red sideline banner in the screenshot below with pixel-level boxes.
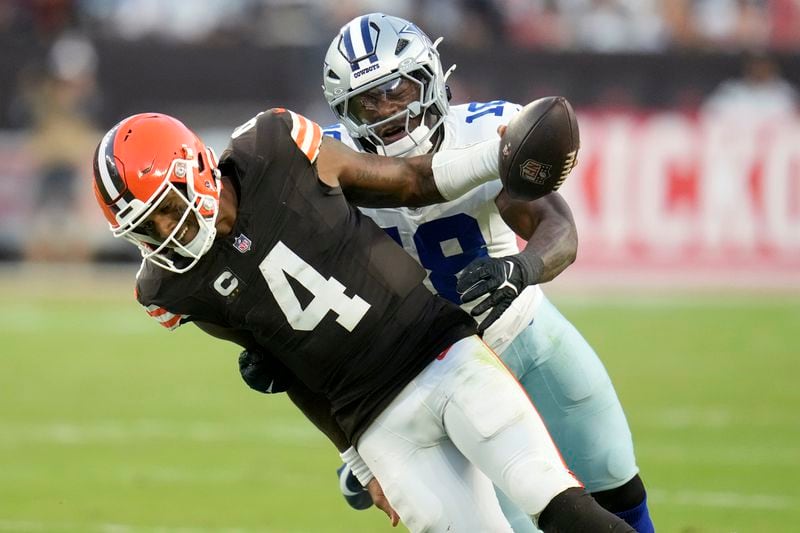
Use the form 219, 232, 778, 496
550, 111, 800, 289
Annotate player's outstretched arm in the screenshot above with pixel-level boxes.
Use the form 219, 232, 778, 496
193, 321, 352, 452
233, 342, 399, 523
284, 378, 352, 452
495, 189, 577, 283
456, 191, 577, 334
315, 135, 500, 208
196, 320, 397, 521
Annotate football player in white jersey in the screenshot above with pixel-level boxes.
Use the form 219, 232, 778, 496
319, 12, 656, 533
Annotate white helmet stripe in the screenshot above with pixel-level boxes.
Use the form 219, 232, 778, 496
95, 124, 130, 214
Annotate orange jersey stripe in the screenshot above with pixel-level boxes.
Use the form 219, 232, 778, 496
147, 306, 168, 317
296, 114, 308, 148
162, 314, 182, 330
144, 304, 185, 330
306, 121, 322, 163
288, 111, 323, 163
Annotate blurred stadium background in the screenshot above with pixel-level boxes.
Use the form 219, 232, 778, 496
1, 1, 798, 532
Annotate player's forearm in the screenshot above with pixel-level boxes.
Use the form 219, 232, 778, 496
287, 381, 350, 452
194, 321, 349, 449
343, 153, 443, 208
497, 191, 578, 284
521, 217, 577, 283
194, 320, 258, 348
377, 137, 502, 207
343, 138, 501, 208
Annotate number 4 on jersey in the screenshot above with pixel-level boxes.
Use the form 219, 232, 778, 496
260, 241, 370, 332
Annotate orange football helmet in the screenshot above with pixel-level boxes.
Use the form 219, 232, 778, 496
92, 113, 221, 272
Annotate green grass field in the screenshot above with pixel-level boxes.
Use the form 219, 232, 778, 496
1, 267, 797, 533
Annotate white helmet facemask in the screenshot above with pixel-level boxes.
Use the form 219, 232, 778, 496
118, 155, 220, 273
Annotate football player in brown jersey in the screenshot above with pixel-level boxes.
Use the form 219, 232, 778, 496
92, 109, 634, 532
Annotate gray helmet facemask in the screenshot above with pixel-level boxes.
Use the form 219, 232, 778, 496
322, 13, 455, 157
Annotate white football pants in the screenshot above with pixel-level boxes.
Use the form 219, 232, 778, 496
357, 335, 581, 533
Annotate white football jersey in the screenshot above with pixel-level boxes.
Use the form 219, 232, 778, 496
323, 101, 543, 354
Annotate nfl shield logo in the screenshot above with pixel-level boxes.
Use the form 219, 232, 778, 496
520, 159, 552, 185
233, 234, 252, 253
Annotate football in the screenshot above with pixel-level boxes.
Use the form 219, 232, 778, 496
499, 96, 580, 201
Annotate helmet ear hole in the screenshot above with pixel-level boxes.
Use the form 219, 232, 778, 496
395, 39, 409, 54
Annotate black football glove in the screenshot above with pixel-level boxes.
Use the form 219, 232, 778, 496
336, 463, 374, 511
238, 348, 292, 394
456, 253, 543, 335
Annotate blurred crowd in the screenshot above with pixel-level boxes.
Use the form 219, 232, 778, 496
1, 0, 799, 264
2, 0, 800, 52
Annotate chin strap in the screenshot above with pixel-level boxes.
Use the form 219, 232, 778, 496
173, 223, 216, 258
377, 125, 434, 157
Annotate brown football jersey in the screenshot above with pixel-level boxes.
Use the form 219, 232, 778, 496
136, 109, 476, 441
